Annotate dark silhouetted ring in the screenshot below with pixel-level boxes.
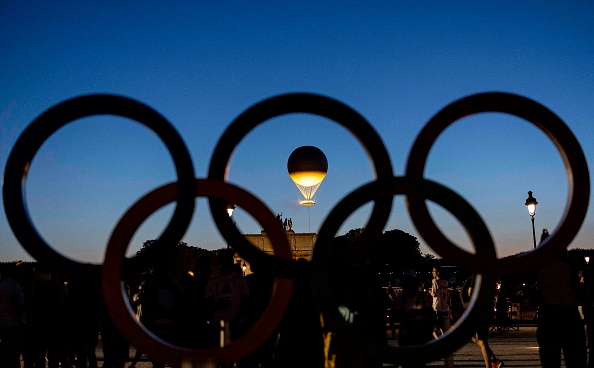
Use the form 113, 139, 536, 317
310, 177, 497, 365
2, 94, 196, 279
208, 93, 394, 277
3, 91, 590, 365
102, 179, 293, 367
405, 92, 590, 276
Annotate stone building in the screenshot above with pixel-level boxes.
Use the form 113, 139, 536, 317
234, 230, 317, 275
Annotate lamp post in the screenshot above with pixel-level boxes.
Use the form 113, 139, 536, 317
525, 191, 538, 249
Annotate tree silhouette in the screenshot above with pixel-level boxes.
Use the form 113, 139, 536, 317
136, 240, 213, 282
333, 228, 426, 286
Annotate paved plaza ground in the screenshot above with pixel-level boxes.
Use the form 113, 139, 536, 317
423, 326, 545, 367
21, 325, 575, 367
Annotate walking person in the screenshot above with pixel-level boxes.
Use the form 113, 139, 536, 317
430, 265, 451, 336
460, 276, 503, 368
429, 265, 453, 367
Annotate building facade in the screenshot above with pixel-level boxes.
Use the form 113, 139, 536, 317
235, 230, 317, 274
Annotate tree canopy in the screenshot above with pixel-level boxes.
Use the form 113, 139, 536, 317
334, 228, 435, 286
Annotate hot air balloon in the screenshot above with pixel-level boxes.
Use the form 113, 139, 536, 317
287, 146, 328, 206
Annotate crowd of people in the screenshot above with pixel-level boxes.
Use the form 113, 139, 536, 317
385, 266, 502, 368
0, 249, 591, 368
384, 255, 590, 368
0, 263, 103, 368
0, 250, 325, 368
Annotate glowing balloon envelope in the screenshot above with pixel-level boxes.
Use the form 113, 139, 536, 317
287, 146, 328, 206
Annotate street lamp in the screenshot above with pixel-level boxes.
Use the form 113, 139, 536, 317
226, 203, 236, 217
525, 191, 538, 249
226, 203, 235, 249
586, 256, 590, 265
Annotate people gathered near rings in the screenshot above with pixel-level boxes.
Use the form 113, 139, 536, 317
0, 255, 590, 368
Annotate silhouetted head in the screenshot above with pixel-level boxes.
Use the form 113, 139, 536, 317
217, 248, 236, 274
540, 228, 550, 244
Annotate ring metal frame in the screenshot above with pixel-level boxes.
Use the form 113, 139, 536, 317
208, 93, 394, 275
102, 179, 293, 366
405, 92, 590, 275
2, 94, 196, 279
3, 91, 589, 366
311, 177, 497, 365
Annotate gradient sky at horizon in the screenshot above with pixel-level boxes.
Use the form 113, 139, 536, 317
1, 2, 594, 265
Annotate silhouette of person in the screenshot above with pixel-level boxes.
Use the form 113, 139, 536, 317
430, 265, 450, 336
237, 265, 276, 368
67, 276, 101, 368
28, 265, 72, 368
128, 275, 150, 368
536, 251, 587, 368
430, 265, 453, 367
273, 258, 324, 368
324, 236, 385, 368
393, 269, 434, 368
0, 263, 27, 368
100, 281, 130, 368
142, 270, 181, 368
205, 249, 250, 349
541, 228, 550, 243
460, 276, 503, 368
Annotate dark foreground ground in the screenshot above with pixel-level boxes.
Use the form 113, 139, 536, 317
21, 325, 576, 367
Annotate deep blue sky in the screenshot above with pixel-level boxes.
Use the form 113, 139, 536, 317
1, 2, 593, 264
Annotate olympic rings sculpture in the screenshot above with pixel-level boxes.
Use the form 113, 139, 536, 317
3, 92, 590, 366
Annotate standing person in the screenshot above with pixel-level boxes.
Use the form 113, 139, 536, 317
429, 265, 453, 367
205, 249, 250, 349
129, 276, 149, 368
0, 264, 27, 368
536, 252, 587, 368
100, 278, 130, 368
67, 277, 101, 368
143, 270, 181, 368
28, 266, 72, 368
239, 266, 276, 368
460, 276, 503, 368
273, 258, 324, 368
393, 269, 435, 368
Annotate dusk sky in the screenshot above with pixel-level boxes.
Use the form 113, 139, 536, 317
1, 2, 593, 265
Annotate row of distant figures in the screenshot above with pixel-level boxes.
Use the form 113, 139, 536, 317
384, 286, 537, 334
